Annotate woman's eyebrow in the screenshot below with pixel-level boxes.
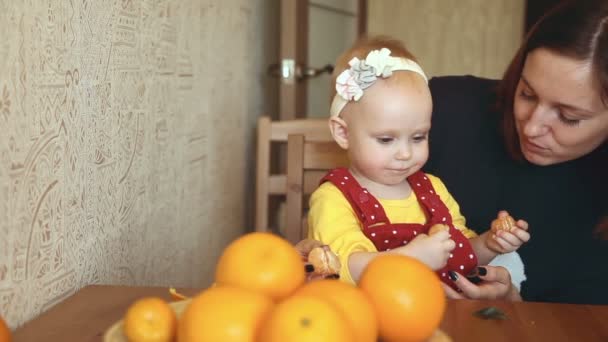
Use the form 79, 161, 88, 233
557, 103, 595, 117
521, 76, 533, 90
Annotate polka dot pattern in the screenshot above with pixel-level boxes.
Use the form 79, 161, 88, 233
321, 167, 478, 290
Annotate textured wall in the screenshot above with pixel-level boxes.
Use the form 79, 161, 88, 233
0, 0, 277, 328
368, 0, 525, 79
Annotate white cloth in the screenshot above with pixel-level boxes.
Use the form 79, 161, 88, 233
488, 251, 526, 291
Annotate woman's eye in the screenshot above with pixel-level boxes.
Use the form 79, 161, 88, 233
519, 89, 536, 100
558, 112, 581, 126
376, 137, 393, 144
519, 86, 536, 100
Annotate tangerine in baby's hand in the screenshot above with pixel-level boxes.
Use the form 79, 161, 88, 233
491, 215, 517, 233
429, 224, 449, 235
308, 245, 341, 275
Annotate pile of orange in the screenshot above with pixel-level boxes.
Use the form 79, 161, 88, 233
120, 232, 446, 342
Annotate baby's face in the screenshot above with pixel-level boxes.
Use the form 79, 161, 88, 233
343, 72, 432, 186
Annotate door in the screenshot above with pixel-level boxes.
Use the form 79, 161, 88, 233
366, 1, 525, 79
274, 0, 366, 120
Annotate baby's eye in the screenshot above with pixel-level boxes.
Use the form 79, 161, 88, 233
412, 134, 428, 142
376, 137, 393, 144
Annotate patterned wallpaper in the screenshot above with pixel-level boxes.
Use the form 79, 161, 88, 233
0, 0, 277, 328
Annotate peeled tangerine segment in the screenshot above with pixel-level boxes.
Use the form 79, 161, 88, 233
429, 224, 449, 235
308, 246, 341, 275
491, 215, 517, 233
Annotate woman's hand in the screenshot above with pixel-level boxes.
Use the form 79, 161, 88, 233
443, 266, 522, 301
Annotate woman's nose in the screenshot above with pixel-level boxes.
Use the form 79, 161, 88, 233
522, 104, 550, 137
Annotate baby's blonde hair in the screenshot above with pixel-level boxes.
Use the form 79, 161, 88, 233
330, 35, 421, 101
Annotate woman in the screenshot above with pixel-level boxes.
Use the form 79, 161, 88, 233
425, 0, 608, 304
297, 0, 607, 304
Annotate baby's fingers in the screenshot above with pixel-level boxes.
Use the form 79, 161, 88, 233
513, 227, 530, 243
516, 219, 529, 231
488, 233, 514, 253
442, 238, 456, 252
495, 231, 517, 245
430, 230, 451, 241
497, 210, 510, 219
498, 229, 530, 245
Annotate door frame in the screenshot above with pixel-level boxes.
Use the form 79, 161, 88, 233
279, 0, 308, 120
278, 0, 367, 120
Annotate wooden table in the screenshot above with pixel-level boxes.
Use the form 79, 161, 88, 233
13, 285, 608, 341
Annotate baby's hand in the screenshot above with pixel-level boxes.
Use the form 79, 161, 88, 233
394, 229, 455, 270
485, 211, 530, 254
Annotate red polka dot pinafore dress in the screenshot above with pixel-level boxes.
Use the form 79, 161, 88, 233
321, 167, 478, 289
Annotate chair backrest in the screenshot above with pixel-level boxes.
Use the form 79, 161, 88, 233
255, 116, 334, 234
285, 134, 348, 243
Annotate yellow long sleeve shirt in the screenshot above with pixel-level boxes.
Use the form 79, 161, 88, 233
307, 173, 476, 284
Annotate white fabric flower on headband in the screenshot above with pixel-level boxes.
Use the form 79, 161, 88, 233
335, 67, 366, 101
335, 48, 399, 101
330, 47, 428, 117
365, 47, 395, 77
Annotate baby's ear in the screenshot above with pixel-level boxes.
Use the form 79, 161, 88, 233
329, 116, 349, 149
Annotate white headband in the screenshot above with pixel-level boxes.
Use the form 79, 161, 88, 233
330, 48, 428, 117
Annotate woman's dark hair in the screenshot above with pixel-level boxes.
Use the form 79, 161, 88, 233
498, 0, 608, 239
498, 0, 608, 160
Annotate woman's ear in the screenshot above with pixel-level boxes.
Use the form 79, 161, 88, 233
329, 116, 349, 149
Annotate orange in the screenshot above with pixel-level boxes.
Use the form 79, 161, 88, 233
215, 232, 305, 301
0, 315, 10, 342
296, 279, 377, 342
123, 297, 176, 342
258, 294, 353, 342
359, 254, 446, 342
177, 286, 274, 342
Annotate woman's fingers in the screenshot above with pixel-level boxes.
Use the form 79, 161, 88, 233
450, 266, 513, 300
442, 283, 465, 299
478, 266, 511, 285
448, 271, 484, 299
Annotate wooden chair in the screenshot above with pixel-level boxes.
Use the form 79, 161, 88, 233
255, 116, 335, 235
284, 134, 348, 243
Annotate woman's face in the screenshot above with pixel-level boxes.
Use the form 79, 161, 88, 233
513, 48, 608, 165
